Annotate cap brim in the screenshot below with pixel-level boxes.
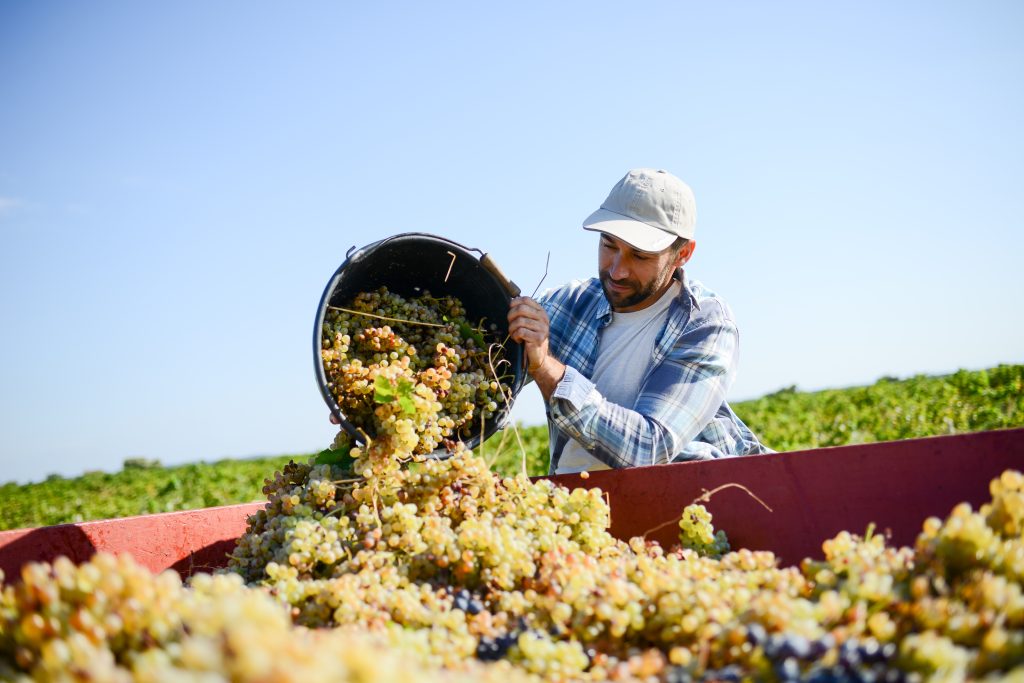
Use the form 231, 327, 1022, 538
582, 208, 676, 253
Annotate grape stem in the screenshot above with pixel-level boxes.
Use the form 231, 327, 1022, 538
641, 483, 773, 539
371, 485, 382, 527
694, 483, 772, 511
483, 418, 513, 470
477, 251, 552, 475
486, 342, 529, 476
327, 305, 485, 333
323, 505, 348, 518
530, 251, 551, 298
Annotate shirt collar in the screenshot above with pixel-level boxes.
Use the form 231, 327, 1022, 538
678, 268, 700, 311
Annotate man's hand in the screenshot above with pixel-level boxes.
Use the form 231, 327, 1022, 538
508, 296, 550, 370
508, 296, 566, 400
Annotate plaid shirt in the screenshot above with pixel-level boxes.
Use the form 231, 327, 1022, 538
538, 271, 771, 473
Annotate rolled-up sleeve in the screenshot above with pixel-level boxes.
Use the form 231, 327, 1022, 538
548, 318, 739, 468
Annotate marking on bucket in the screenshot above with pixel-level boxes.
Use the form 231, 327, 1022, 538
444, 251, 457, 283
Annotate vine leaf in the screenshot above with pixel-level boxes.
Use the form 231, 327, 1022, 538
374, 375, 416, 416
315, 443, 354, 467
459, 321, 486, 348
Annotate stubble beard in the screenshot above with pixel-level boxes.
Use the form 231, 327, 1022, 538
599, 261, 676, 311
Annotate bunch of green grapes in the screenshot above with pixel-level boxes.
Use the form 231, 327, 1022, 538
0, 553, 536, 683
8, 466, 1024, 681
226, 453, 1024, 682
677, 503, 730, 559
320, 287, 510, 458
238, 336, 1024, 683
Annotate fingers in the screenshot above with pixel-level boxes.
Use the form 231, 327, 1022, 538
507, 297, 552, 374
509, 319, 547, 345
329, 413, 340, 425
509, 321, 547, 346
508, 296, 547, 320
507, 297, 549, 344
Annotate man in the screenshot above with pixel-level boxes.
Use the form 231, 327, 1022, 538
508, 168, 771, 475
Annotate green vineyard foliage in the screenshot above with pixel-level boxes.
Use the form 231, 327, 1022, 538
0, 456, 296, 531
733, 364, 1024, 452
2, 365, 1021, 531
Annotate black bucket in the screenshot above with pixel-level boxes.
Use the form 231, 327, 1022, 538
313, 232, 527, 452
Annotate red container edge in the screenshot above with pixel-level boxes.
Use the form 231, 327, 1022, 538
2, 429, 1022, 584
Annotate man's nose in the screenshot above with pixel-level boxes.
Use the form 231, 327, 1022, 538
609, 254, 630, 280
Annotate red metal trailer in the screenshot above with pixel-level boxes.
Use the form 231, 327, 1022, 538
2, 428, 1022, 584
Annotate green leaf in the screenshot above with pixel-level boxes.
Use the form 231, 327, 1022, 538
397, 378, 416, 416
374, 374, 396, 404
375, 375, 416, 416
315, 444, 353, 467
459, 321, 486, 348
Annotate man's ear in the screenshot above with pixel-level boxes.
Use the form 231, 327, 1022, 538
677, 240, 696, 268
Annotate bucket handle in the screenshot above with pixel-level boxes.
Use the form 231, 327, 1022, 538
480, 253, 521, 298
356, 234, 523, 299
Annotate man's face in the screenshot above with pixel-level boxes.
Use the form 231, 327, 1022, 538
598, 233, 692, 312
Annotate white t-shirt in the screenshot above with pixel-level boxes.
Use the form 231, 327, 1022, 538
555, 281, 680, 474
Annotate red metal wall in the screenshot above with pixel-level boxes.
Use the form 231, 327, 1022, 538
0, 502, 263, 584
551, 428, 1024, 563
1, 429, 1022, 584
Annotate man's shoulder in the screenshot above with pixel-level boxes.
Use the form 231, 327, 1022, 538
683, 276, 736, 327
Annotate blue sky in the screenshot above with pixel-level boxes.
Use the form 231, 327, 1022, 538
2, 1, 1022, 484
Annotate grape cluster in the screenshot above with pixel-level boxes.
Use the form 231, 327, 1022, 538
0, 553, 535, 683
678, 503, 730, 559
320, 287, 510, 457
222, 431, 1024, 682
5, 461, 1024, 682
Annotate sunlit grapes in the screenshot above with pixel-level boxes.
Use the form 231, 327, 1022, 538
320, 287, 511, 457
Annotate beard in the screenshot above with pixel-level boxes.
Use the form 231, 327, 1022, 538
599, 261, 676, 311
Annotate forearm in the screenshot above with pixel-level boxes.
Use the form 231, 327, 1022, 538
531, 356, 566, 401
547, 367, 722, 468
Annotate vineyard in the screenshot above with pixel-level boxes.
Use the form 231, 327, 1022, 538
2, 364, 1022, 532
735, 364, 1024, 452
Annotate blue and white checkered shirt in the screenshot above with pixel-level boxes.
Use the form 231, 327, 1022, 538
538, 270, 771, 473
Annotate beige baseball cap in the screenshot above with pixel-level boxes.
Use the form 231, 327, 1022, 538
582, 168, 696, 252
